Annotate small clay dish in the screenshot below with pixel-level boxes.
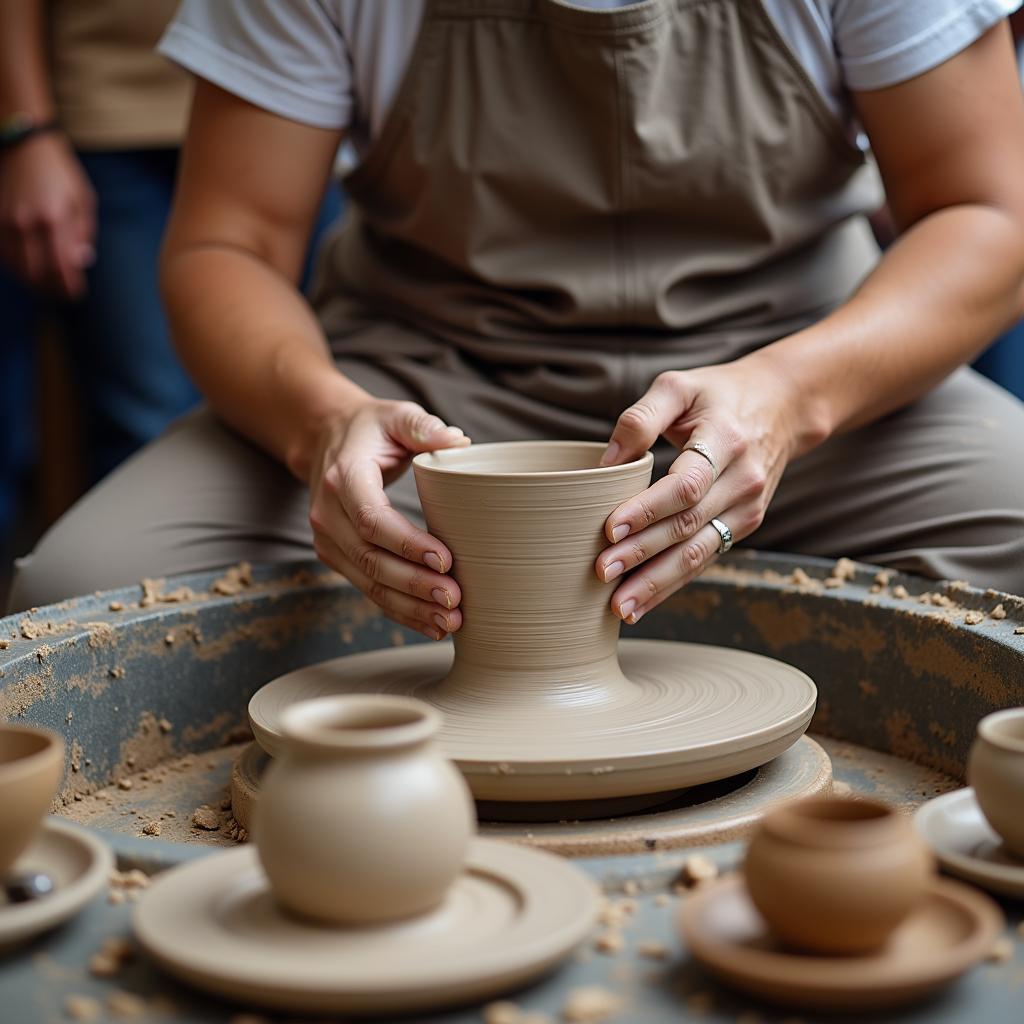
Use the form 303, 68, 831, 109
968, 708, 1024, 859
134, 839, 600, 1015
679, 875, 1003, 1012
0, 818, 113, 954
915, 787, 1024, 899
0, 724, 64, 878
744, 795, 933, 954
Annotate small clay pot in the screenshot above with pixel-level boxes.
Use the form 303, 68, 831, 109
0, 724, 64, 877
254, 695, 475, 926
744, 795, 933, 955
968, 708, 1024, 859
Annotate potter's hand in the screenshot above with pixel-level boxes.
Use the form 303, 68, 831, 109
595, 359, 806, 623
0, 132, 95, 298
308, 400, 470, 640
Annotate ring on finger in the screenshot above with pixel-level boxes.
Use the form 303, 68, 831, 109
684, 440, 719, 482
709, 517, 733, 554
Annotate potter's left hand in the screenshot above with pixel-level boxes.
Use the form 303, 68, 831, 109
596, 356, 812, 623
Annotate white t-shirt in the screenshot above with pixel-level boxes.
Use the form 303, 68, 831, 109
160, 0, 1019, 155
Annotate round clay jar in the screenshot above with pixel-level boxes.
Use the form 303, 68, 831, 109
968, 707, 1024, 858
0, 724, 64, 876
744, 795, 933, 954
253, 694, 475, 925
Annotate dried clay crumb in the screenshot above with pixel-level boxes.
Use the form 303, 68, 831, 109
637, 939, 670, 960
873, 569, 894, 587
891, 585, 909, 600
675, 854, 718, 889
0, 639, 8, 650
597, 898, 636, 928
191, 805, 220, 830
594, 929, 624, 956
64, 995, 102, 1021
89, 938, 135, 977
1015, 626, 1024, 635
158, 717, 173, 733
108, 601, 125, 612
107, 990, 147, 1018
990, 603, 1007, 620
988, 937, 1015, 963
140, 820, 161, 836
788, 567, 813, 586
212, 561, 253, 596
621, 879, 639, 896
561, 986, 623, 1022
117, 779, 133, 791
964, 611, 985, 626
483, 1002, 552, 1024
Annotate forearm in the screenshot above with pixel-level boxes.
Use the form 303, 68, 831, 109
0, 0, 52, 117
161, 244, 372, 480
751, 203, 1024, 450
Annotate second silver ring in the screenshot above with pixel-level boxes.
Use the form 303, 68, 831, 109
710, 517, 733, 554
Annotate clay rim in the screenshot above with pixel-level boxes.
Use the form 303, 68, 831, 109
279, 695, 440, 754
977, 708, 1024, 754
412, 440, 653, 479
0, 725, 62, 786
758, 795, 904, 849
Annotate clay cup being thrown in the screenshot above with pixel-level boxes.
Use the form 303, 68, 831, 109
744, 795, 934, 955
253, 694, 475, 926
0, 724, 64, 878
412, 441, 654, 703
968, 708, 1024, 859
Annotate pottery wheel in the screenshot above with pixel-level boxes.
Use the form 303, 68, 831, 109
249, 640, 817, 801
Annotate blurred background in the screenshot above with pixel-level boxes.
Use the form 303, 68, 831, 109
0, 4, 1021, 609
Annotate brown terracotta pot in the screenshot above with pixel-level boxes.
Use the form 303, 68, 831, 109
968, 708, 1024, 858
253, 694, 475, 926
0, 724, 64, 876
744, 795, 934, 954
412, 441, 653, 706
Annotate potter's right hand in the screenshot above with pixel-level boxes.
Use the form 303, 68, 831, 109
308, 399, 469, 641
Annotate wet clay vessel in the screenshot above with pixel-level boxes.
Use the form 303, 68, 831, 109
679, 874, 1003, 1012
744, 795, 933, 954
0, 724, 64, 877
250, 442, 817, 803
967, 707, 1024, 859
254, 695, 475, 925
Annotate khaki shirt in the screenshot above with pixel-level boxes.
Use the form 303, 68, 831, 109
49, 0, 190, 149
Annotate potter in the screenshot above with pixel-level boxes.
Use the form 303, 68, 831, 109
968, 707, 1024, 859
0, 725, 64, 879
744, 795, 933, 955
254, 694, 474, 925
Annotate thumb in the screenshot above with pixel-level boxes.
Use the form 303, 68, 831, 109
601, 373, 685, 466
391, 404, 471, 454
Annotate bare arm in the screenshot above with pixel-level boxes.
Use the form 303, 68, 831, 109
0, 0, 94, 296
161, 81, 466, 640
598, 22, 1024, 622
754, 19, 1024, 439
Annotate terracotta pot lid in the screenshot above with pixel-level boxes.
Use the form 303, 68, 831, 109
678, 874, 1002, 1012
915, 788, 1024, 899
133, 838, 599, 1015
0, 818, 113, 954
249, 639, 816, 802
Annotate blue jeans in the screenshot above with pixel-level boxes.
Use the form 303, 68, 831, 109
0, 148, 344, 535
973, 319, 1024, 402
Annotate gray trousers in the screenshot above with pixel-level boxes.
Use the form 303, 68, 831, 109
8, 365, 1024, 611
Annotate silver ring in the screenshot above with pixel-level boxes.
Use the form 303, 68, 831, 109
685, 440, 719, 481
710, 518, 733, 554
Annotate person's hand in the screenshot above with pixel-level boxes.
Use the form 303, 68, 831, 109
0, 131, 96, 298
308, 398, 471, 640
595, 354, 815, 623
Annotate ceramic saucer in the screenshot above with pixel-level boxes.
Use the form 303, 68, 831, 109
249, 640, 816, 801
134, 838, 599, 1015
915, 787, 1024, 898
678, 875, 1002, 1012
0, 818, 113, 954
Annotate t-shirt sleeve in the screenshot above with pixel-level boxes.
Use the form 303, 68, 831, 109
158, 0, 352, 129
833, 0, 1021, 91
